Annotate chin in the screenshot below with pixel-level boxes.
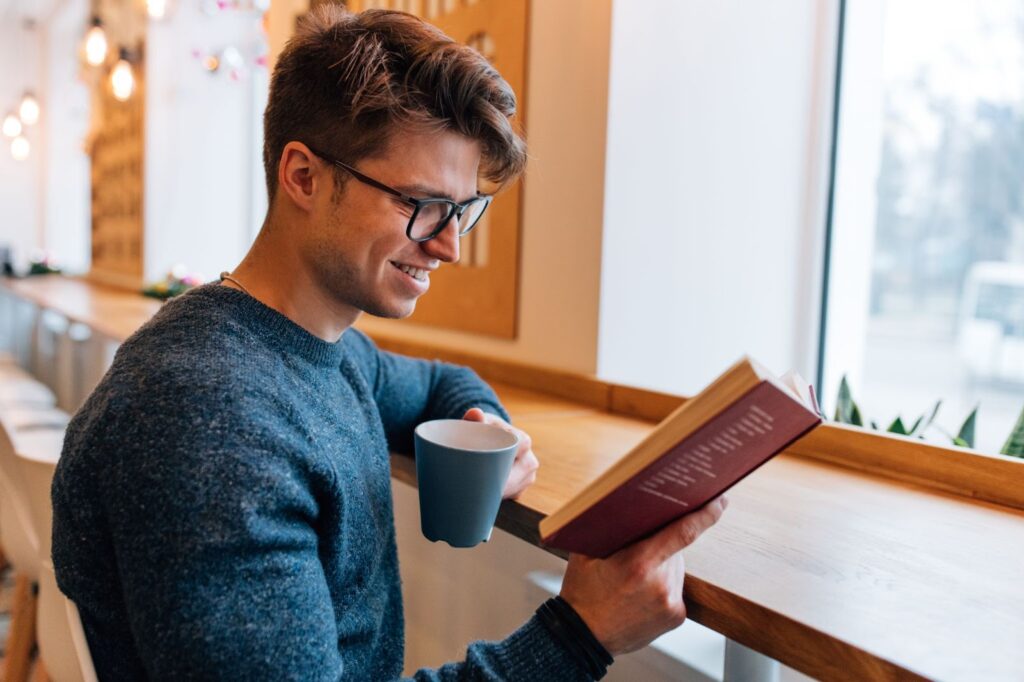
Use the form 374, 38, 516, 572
366, 298, 418, 320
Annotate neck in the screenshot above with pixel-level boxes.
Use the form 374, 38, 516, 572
226, 220, 360, 343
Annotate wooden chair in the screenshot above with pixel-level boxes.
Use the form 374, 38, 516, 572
17, 446, 97, 682
0, 416, 53, 681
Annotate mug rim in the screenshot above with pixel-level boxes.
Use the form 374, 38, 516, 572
414, 418, 519, 453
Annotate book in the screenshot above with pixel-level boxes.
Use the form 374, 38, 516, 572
539, 357, 823, 558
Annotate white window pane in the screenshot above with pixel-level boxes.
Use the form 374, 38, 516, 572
825, 0, 1024, 454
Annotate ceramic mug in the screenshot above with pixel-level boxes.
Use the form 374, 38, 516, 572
413, 419, 519, 548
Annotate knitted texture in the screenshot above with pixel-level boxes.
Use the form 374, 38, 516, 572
52, 284, 591, 681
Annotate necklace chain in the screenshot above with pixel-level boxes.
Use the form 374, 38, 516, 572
219, 271, 253, 297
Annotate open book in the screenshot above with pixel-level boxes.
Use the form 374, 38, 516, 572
539, 357, 823, 558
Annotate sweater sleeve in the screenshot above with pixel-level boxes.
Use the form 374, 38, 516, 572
344, 329, 509, 454
55, 387, 345, 681
405, 615, 594, 681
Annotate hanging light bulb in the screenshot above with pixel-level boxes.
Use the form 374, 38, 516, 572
111, 49, 135, 102
11, 136, 30, 161
2, 113, 22, 138
147, 0, 170, 20
18, 93, 39, 126
84, 16, 108, 67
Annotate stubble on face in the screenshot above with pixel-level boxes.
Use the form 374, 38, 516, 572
304, 178, 417, 321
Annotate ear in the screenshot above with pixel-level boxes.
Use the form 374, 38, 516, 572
277, 142, 327, 213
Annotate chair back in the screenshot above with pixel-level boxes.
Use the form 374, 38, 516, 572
17, 448, 98, 682
0, 415, 41, 577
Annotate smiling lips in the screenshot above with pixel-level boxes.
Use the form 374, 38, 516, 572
390, 261, 431, 282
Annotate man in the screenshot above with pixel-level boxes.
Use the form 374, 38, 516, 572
53, 6, 726, 680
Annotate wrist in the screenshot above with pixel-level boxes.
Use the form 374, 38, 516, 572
535, 597, 613, 679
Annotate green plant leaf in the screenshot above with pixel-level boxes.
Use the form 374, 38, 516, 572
924, 400, 942, 429
887, 416, 908, 435
1000, 405, 1024, 458
953, 437, 970, 448
906, 414, 924, 435
834, 375, 854, 423
956, 407, 978, 450
870, 419, 879, 430
850, 400, 864, 427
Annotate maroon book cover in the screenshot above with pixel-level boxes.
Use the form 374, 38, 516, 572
542, 381, 821, 558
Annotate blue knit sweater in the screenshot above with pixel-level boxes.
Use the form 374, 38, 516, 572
52, 284, 590, 681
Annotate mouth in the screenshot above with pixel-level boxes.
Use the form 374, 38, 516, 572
390, 261, 431, 283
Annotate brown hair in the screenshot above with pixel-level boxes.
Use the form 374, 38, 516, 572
262, 5, 527, 202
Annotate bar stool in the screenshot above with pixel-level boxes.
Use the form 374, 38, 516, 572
18, 442, 98, 682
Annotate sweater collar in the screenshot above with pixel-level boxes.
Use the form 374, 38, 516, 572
190, 283, 346, 367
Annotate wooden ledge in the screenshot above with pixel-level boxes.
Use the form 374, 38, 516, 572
370, 330, 1024, 512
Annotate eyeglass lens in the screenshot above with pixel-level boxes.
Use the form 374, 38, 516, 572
408, 199, 488, 240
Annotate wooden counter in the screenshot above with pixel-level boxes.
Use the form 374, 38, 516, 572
2, 275, 161, 342
4, 276, 1024, 681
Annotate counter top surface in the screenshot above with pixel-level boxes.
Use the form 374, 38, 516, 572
5, 276, 1023, 681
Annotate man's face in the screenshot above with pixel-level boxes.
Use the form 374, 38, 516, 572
304, 129, 481, 320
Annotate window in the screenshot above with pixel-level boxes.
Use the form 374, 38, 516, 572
822, 0, 1024, 454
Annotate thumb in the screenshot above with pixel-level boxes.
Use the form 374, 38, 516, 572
463, 407, 486, 422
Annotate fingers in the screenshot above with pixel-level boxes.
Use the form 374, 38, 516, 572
644, 496, 728, 563
460, 408, 539, 497
503, 448, 539, 498
462, 407, 486, 421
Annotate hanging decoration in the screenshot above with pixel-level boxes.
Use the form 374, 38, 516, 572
190, 0, 270, 84
2, 113, 22, 138
146, 0, 172, 20
83, 16, 108, 67
18, 93, 40, 126
11, 136, 30, 161
110, 49, 136, 102
4, 19, 40, 159
200, 0, 270, 15
193, 45, 249, 81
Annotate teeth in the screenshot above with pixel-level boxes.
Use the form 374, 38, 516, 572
395, 263, 427, 282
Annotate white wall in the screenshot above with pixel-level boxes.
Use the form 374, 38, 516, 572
41, 0, 91, 274
597, 0, 840, 394
144, 4, 266, 282
0, 19, 42, 270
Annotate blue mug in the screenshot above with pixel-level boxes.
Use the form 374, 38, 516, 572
414, 419, 519, 548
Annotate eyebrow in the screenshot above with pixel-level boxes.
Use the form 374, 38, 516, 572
394, 183, 478, 204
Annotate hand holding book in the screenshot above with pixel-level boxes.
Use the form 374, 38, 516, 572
558, 495, 729, 656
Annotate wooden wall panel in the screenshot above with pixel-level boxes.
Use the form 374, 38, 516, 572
326, 0, 528, 338
86, 2, 147, 291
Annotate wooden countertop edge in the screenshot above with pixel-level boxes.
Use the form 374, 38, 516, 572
390, 454, 925, 682
685, 576, 928, 682
373, 333, 1024, 512
4, 277, 1021, 511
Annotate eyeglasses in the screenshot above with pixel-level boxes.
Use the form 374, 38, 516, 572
304, 144, 493, 243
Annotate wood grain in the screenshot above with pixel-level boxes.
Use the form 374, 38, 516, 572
788, 422, 1024, 511
2, 573, 37, 682
5, 276, 1024, 680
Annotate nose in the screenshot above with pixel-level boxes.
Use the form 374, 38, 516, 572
420, 216, 460, 264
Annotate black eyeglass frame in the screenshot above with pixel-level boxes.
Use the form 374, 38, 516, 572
303, 143, 493, 243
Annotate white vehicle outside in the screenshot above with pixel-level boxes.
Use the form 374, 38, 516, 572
957, 261, 1024, 384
